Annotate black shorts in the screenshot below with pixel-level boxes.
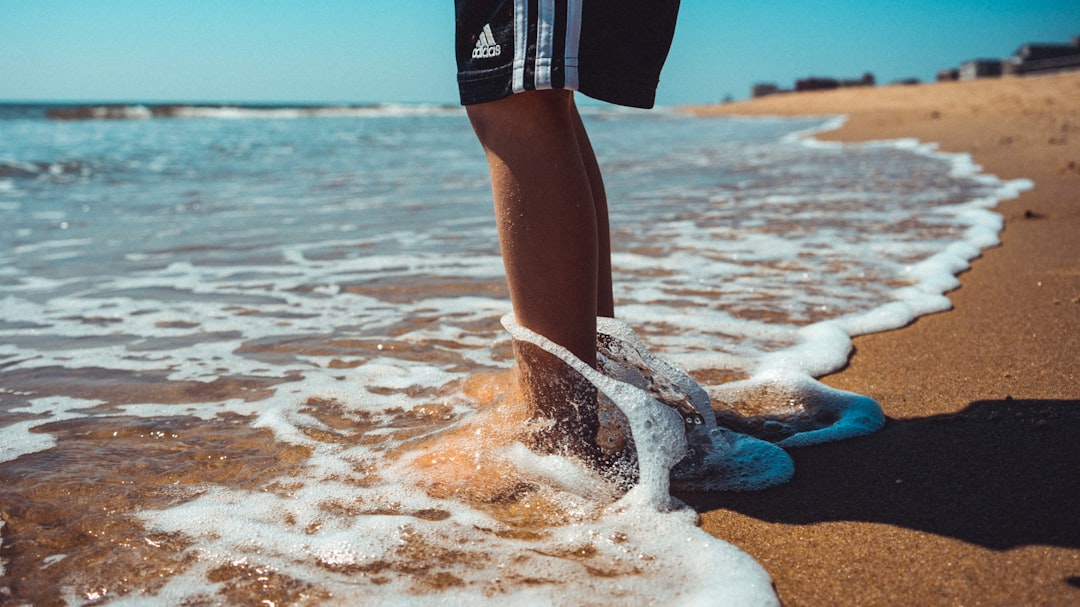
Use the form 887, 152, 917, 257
455, 0, 680, 109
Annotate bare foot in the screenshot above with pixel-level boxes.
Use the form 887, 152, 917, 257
405, 342, 633, 503
511, 339, 602, 463
405, 369, 537, 503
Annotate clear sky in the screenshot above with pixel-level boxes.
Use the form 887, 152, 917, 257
2, 0, 1078, 105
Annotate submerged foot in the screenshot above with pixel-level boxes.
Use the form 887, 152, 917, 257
404, 360, 627, 505
405, 370, 536, 503
511, 338, 602, 462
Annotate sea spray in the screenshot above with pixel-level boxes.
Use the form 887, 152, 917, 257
504, 313, 802, 495
502, 314, 688, 506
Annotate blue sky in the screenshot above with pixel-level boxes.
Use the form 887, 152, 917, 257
2, 0, 1078, 105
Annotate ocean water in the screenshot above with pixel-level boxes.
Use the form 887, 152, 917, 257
0, 103, 1031, 605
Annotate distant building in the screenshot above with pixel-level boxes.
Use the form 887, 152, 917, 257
795, 77, 839, 92
945, 35, 1080, 81
849, 72, 876, 87
937, 68, 959, 82
751, 83, 783, 98
1003, 36, 1080, 75
959, 59, 1004, 80
794, 73, 874, 92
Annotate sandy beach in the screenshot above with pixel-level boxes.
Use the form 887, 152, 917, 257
684, 72, 1080, 605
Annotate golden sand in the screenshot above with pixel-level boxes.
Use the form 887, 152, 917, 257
684, 71, 1080, 606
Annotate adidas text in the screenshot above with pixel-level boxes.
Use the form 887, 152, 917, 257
473, 24, 502, 59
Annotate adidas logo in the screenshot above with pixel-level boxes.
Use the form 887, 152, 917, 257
472, 23, 501, 59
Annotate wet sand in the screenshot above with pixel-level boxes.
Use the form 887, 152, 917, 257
684, 72, 1080, 605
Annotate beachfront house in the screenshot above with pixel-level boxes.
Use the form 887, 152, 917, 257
794, 73, 875, 92
959, 59, 1004, 80
752, 83, 783, 98
937, 68, 960, 82
1003, 36, 1080, 75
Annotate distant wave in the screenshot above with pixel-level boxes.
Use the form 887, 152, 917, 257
0, 160, 90, 180
40, 103, 463, 121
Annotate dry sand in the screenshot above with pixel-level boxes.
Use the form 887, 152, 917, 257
682, 72, 1080, 606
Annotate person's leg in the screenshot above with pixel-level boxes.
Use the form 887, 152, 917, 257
468, 89, 600, 366
568, 99, 615, 318
467, 89, 604, 458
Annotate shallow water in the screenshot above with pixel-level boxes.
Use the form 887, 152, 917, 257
0, 104, 1030, 605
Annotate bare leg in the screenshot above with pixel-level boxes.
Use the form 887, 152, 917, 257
569, 103, 614, 318
468, 90, 600, 365
467, 90, 611, 458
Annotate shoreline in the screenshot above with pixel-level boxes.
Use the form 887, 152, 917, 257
683, 72, 1080, 606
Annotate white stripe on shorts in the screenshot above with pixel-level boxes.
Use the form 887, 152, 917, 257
534, 0, 556, 89
563, 0, 581, 90
511, 0, 582, 93
512, 0, 529, 93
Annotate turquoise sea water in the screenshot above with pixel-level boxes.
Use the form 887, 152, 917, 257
0, 104, 1030, 605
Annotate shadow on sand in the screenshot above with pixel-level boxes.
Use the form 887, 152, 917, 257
677, 398, 1080, 550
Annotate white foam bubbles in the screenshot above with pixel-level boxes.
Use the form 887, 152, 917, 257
132, 465, 780, 607
0, 396, 104, 462
756, 320, 854, 378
